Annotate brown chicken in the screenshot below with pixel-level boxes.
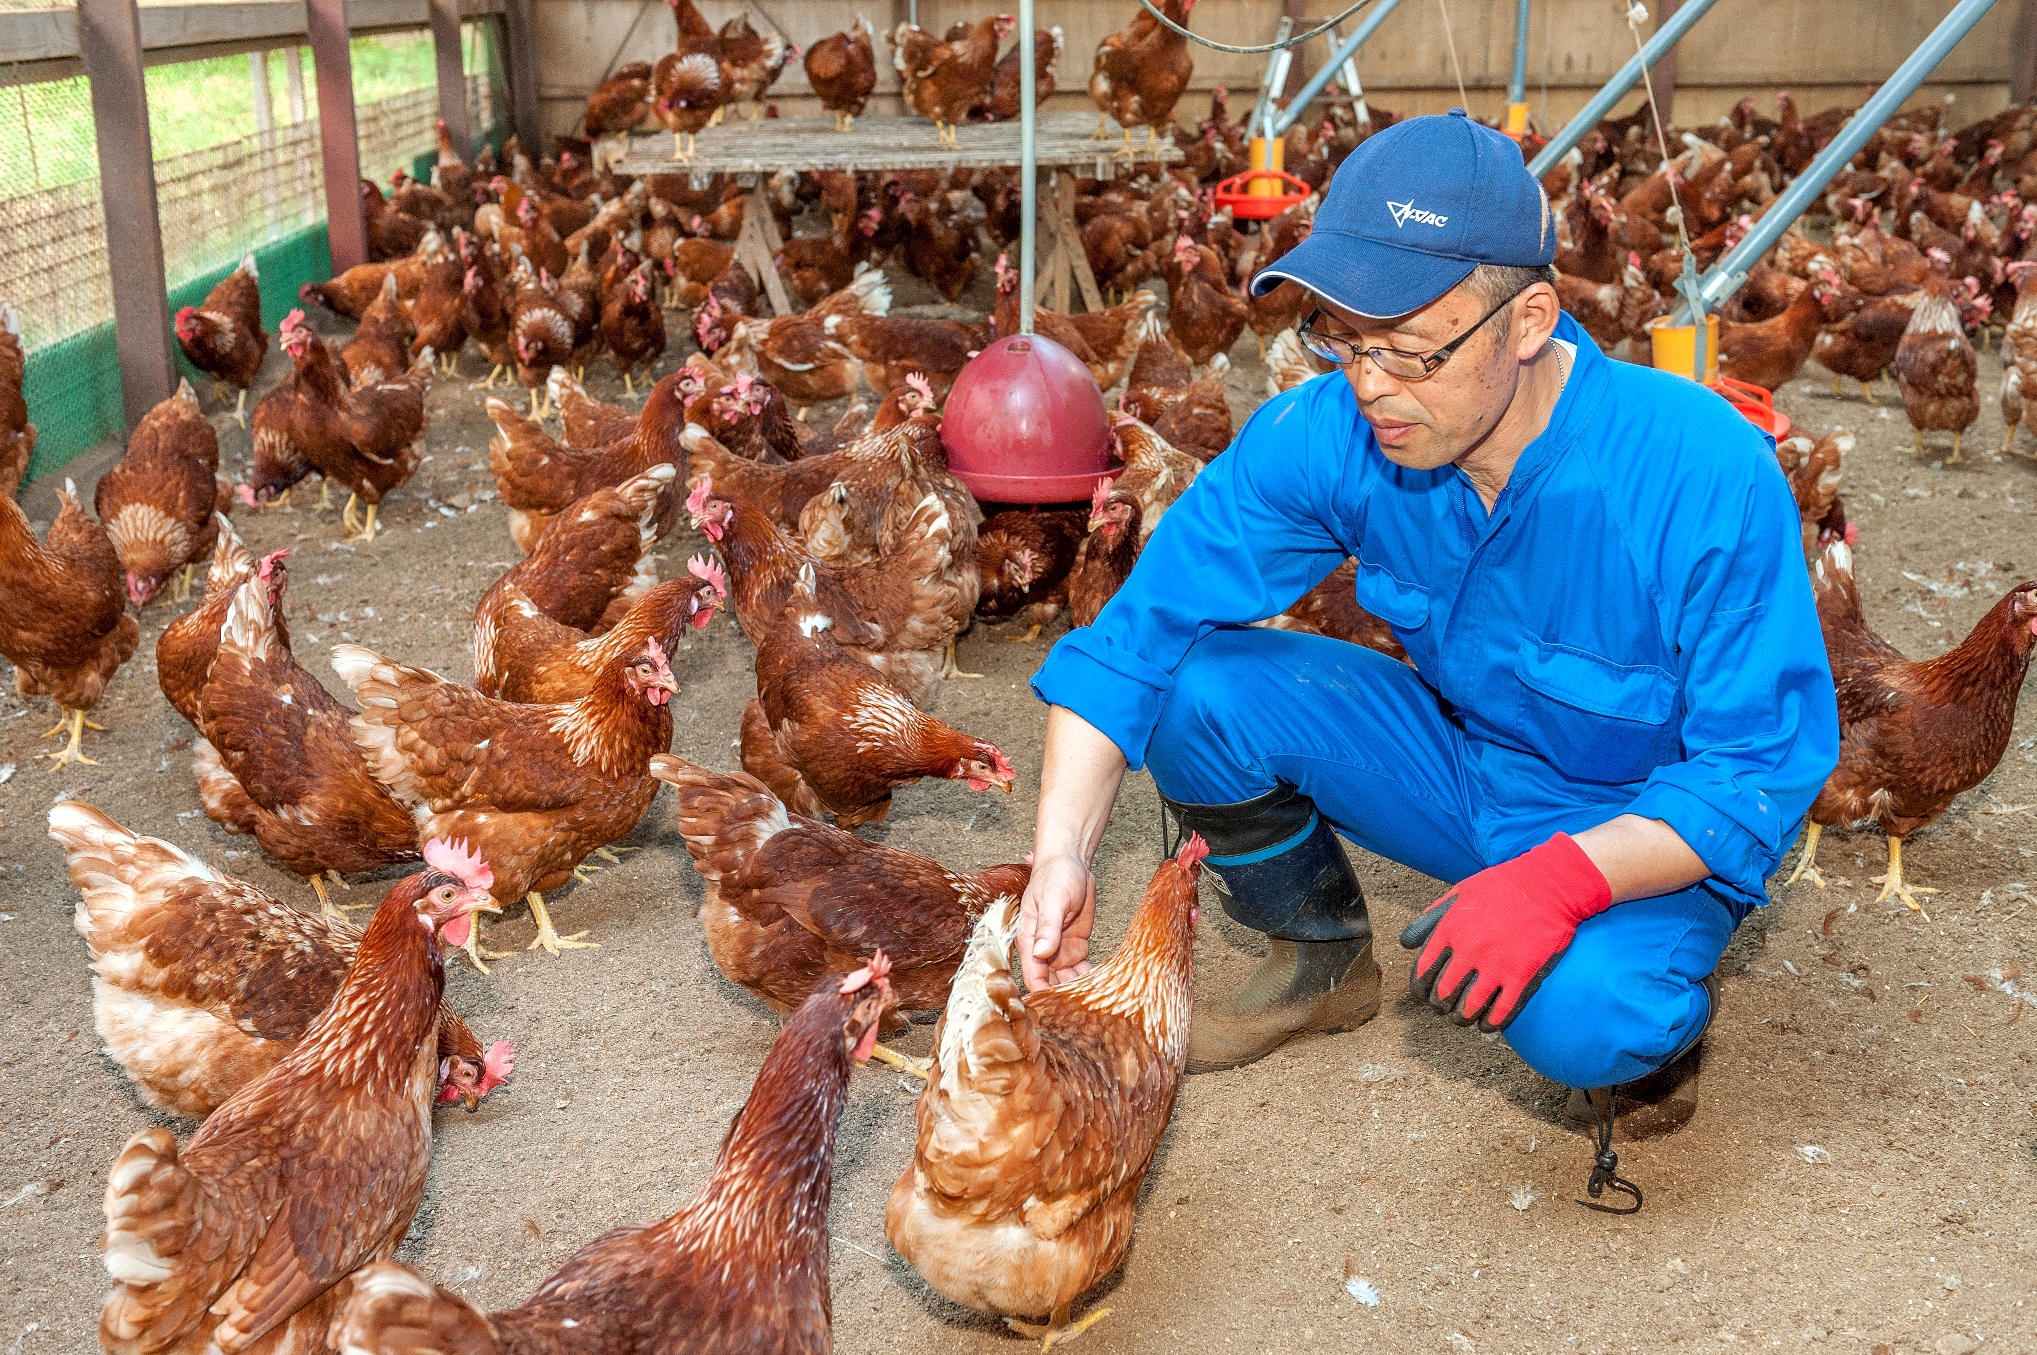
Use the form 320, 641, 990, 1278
1262, 326, 1326, 396
407, 250, 470, 375
652, 50, 726, 162
658, 753, 1029, 1014
341, 273, 417, 387
0, 477, 138, 769
192, 553, 425, 915
95, 845, 498, 1355
582, 60, 654, 136
1067, 478, 1143, 629
1895, 273, 1980, 461
548, 367, 639, 449
835, 312, 985, 397
682, 415, 899, 538
692, 474, 975, 705
1088, 0, 1194, 158
363, 178, 430, 261
173, 254, 266, 424
900, 191, 981, 303
982, 24, 1061, 122
335, 636, 678, 957
975, 507, 1087, 640
1164, 234, 1249, 365
334, 959, 893, 1355
1771, 430, 1855, 558
1108, 409, 1200, 537
738, 575, 1014, 829
600, 262, 666, 395
155, 515, 256, 726
277, 310, 430, 542
892, 14, 1013, 146
720, 267, 892, 407
479, 558, 725, 704
95, 379, 228, 607
1785, 543, 2037, 910
1811, 269, 1917, 403
780, 207, 879, 306
2000, 260, 2037, 456
717, 10, 793, 120
487, 371, 691, 551
507, 258, 576, 416
886, 835, 1204, 1347
1122, 331, 1233, 459
807, 16, 878, 131
300, 255, 429, 319
475, 463, 677, 661
1716, 281, 1824, 392
52, 802, 512, 1118
1259, 558, 1411, 663
1, 302, 34, 499
990, 257, 1155, 389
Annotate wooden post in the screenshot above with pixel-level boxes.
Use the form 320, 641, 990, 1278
285, 46, 307, 122
736, 182, 793, 315
1650, 0, 1681, 129
502, 0, 542, 150
250, 51, 274, 133
76, 0, 174, 429
430, 0, 472, 158
2014, 0, 2037, 106
305, 0, 366, 271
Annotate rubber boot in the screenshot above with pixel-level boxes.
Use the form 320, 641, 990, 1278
1163, 785, 1381, 1074
1564, 972, 1719, 1141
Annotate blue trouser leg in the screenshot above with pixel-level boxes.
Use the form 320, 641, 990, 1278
1144, 626, 1733, 1088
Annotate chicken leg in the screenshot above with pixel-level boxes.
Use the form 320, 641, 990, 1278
1871, 836, 1936, 917
1007, 1303, 1113, 1350
941, 639, 983, 680
1782, 822, 1827, 889
1949, 430, 1964, 464
38, 708, 104, 771
868, 1045, 931, 1078
343, 501, 382, 544
526, 891, 597, 955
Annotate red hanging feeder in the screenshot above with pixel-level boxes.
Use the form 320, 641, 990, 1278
1709, 376, 1792, 442
940, 334, 1113, 503
1212, 170, 1313, 221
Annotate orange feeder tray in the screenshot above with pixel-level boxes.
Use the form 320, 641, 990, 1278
1708, 376, 1792, 442
1213, 170, 1313, 221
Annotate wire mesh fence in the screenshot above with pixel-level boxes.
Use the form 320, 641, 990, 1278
3, 19, 507, 477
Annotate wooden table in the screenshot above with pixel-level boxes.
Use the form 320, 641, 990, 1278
608, 112, 1183, 318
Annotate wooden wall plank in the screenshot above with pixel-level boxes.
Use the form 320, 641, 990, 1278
75, 0, 175, 429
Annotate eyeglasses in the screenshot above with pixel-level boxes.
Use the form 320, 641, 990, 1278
1297, 285, 1532, 381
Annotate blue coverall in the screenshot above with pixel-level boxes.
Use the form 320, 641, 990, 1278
1032, 315, 1841, 1088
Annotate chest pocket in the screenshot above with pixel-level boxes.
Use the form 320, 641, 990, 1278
1351, 559, 1431, 631
1512, 637, 1679, 785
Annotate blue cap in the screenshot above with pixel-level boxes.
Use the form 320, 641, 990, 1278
1251, 109, 1556, 318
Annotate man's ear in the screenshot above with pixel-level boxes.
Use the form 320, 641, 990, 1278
1511, 281, 1562, 360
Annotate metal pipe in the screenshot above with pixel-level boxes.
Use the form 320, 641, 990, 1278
1675, 0, 2003, 320
1244, 15, 1293, 142
1018, 0, 1036, 334
1525, 0, 1720, 177
1507, 0, 1529, 111
1269, 0, 1402, 137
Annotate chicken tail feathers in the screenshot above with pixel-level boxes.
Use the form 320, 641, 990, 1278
650, 751, 792, 882
50, 801, 219, 958
1813, 539, 1864, 628
335, 1261, 502, 1355
934, 895, 1033, 1091
100, 1127, 234, 1355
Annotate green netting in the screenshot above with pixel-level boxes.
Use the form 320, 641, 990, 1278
24, 222, 332, 481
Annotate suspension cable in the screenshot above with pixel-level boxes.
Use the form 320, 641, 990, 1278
1134, 0, 1379, 55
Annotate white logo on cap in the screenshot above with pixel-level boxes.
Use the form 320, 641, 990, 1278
1387, 199, 1448, 228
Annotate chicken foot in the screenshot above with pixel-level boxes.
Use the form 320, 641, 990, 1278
941, 639, 984, 680
1782, 822, 1827, 890
37, 708, 104, 771
170, 562, 198, 604
867, 1044, 931, 1078
1006, 1303, 1113, 1350
341, 497, 382, 544
1871, 836, 1936, 918
526, 890, 597, 955
311, 869, 368, 920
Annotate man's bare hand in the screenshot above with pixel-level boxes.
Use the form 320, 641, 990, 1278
1018, 850, 1097, 989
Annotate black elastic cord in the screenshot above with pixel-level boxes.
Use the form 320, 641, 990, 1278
1576, 1088, 1643, 1215
1136, 0, 1379, 55
1159, 794, 1183, 861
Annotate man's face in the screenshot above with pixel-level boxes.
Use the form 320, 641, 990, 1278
1314, 282, 1553, 471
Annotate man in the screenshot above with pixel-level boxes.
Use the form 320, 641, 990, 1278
1020, 111, 1838, 1145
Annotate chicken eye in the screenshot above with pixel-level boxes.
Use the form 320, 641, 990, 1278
437, 886, 457, 903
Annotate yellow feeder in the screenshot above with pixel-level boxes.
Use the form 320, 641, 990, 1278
1247, 135, 1286, 198
1648, 313, 1721, 384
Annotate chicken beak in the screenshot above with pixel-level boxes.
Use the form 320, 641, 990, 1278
438, 888, 502, 950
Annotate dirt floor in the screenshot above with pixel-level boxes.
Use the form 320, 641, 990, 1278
3, 259, 2036, 1355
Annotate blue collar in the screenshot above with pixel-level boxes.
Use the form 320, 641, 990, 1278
1457, 311, 1602, 528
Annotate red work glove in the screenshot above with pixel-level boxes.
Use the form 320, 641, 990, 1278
1398, 833, 1613, 1033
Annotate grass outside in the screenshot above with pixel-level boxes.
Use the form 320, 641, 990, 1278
0, 28, 483, 199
